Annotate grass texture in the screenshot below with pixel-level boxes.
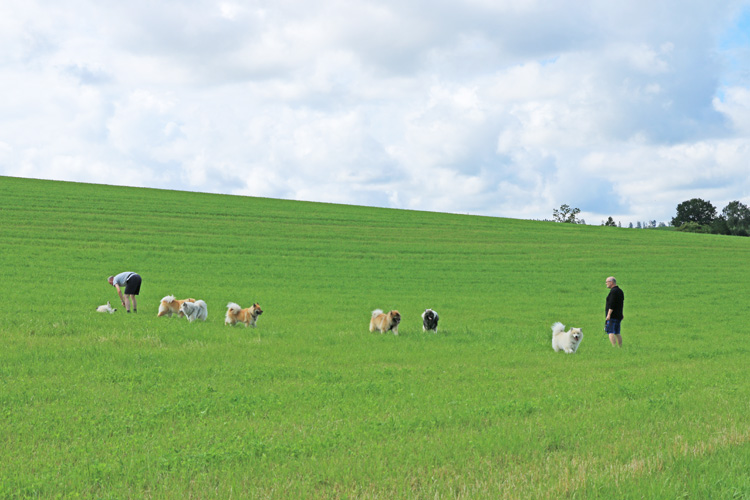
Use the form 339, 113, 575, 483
1, 176, 749, 499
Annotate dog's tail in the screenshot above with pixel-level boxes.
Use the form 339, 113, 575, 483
227, 302, 242, 313
157, 295, 176, 316
551, 322, 566, 335
371, 309, 384, 318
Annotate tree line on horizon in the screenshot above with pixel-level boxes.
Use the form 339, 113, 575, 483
669, 198, 750, 236
553, 199, 750, 237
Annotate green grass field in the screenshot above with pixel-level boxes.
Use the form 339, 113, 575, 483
1, 176, 748, 499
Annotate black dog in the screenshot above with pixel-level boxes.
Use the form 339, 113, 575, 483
421, 309, 439, 332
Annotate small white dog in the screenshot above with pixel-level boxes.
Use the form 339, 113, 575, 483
96, 301, 117, 314
180, 300, 208, 322
551, 322, 583, 353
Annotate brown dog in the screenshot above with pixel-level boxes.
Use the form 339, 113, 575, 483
225, 302, 263, 327
157, 295, 196, 317
369, 309, 401, 335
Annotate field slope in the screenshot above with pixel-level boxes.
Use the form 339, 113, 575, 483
1, 176, 748, 499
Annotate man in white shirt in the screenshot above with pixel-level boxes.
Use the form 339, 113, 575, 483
107, 272, 142, 313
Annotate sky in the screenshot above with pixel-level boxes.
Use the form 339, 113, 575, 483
2, 0, 750, 225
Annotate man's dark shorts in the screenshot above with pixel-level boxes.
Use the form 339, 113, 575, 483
124, 274, 142, 295
605, 319, 621, 335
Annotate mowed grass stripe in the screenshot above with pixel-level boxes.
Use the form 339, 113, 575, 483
0, 175, 749, 499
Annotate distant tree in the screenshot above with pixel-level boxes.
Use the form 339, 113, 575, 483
648, 220, 657, 228
628, 222, 633, 228
710, 216, 731, 235
553, 204, 584, 224
672, 198, 717, 227
721, 200, 750, 236
602, 217, 616, 227
636, 221, 642, 229
658, 222, 667, 228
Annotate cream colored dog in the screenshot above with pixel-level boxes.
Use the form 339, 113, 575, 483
551, 322, 583, 353
180, 300, 208, 322
96, 301, 117, 314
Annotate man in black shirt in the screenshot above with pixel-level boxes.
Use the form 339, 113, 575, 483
605, 276, 625, 347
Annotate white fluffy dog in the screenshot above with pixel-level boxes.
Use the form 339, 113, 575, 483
180, 300, 208, 322
551, 322, 583, 353
96, 301, 117, 314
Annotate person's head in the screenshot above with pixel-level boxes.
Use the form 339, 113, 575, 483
108, 276, 114, 286
606, 276, 616, 289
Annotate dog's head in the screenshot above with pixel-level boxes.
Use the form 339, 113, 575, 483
388, 310, 401, 327
570, 328, 583, 342
180, 302, 193, 314
423, 309, 438, 322
252, 303, 263, 317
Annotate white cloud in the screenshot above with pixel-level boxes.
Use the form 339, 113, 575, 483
715, 86, 750, 132
1, 0, 750, 224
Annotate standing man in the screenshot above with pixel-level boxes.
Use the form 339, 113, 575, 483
108, 272, 142, 313
605, 276, 624, 346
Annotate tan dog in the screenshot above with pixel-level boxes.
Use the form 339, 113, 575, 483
157, 295, 196, 317
225, 302, 263, 327
369, 309, 401, 335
